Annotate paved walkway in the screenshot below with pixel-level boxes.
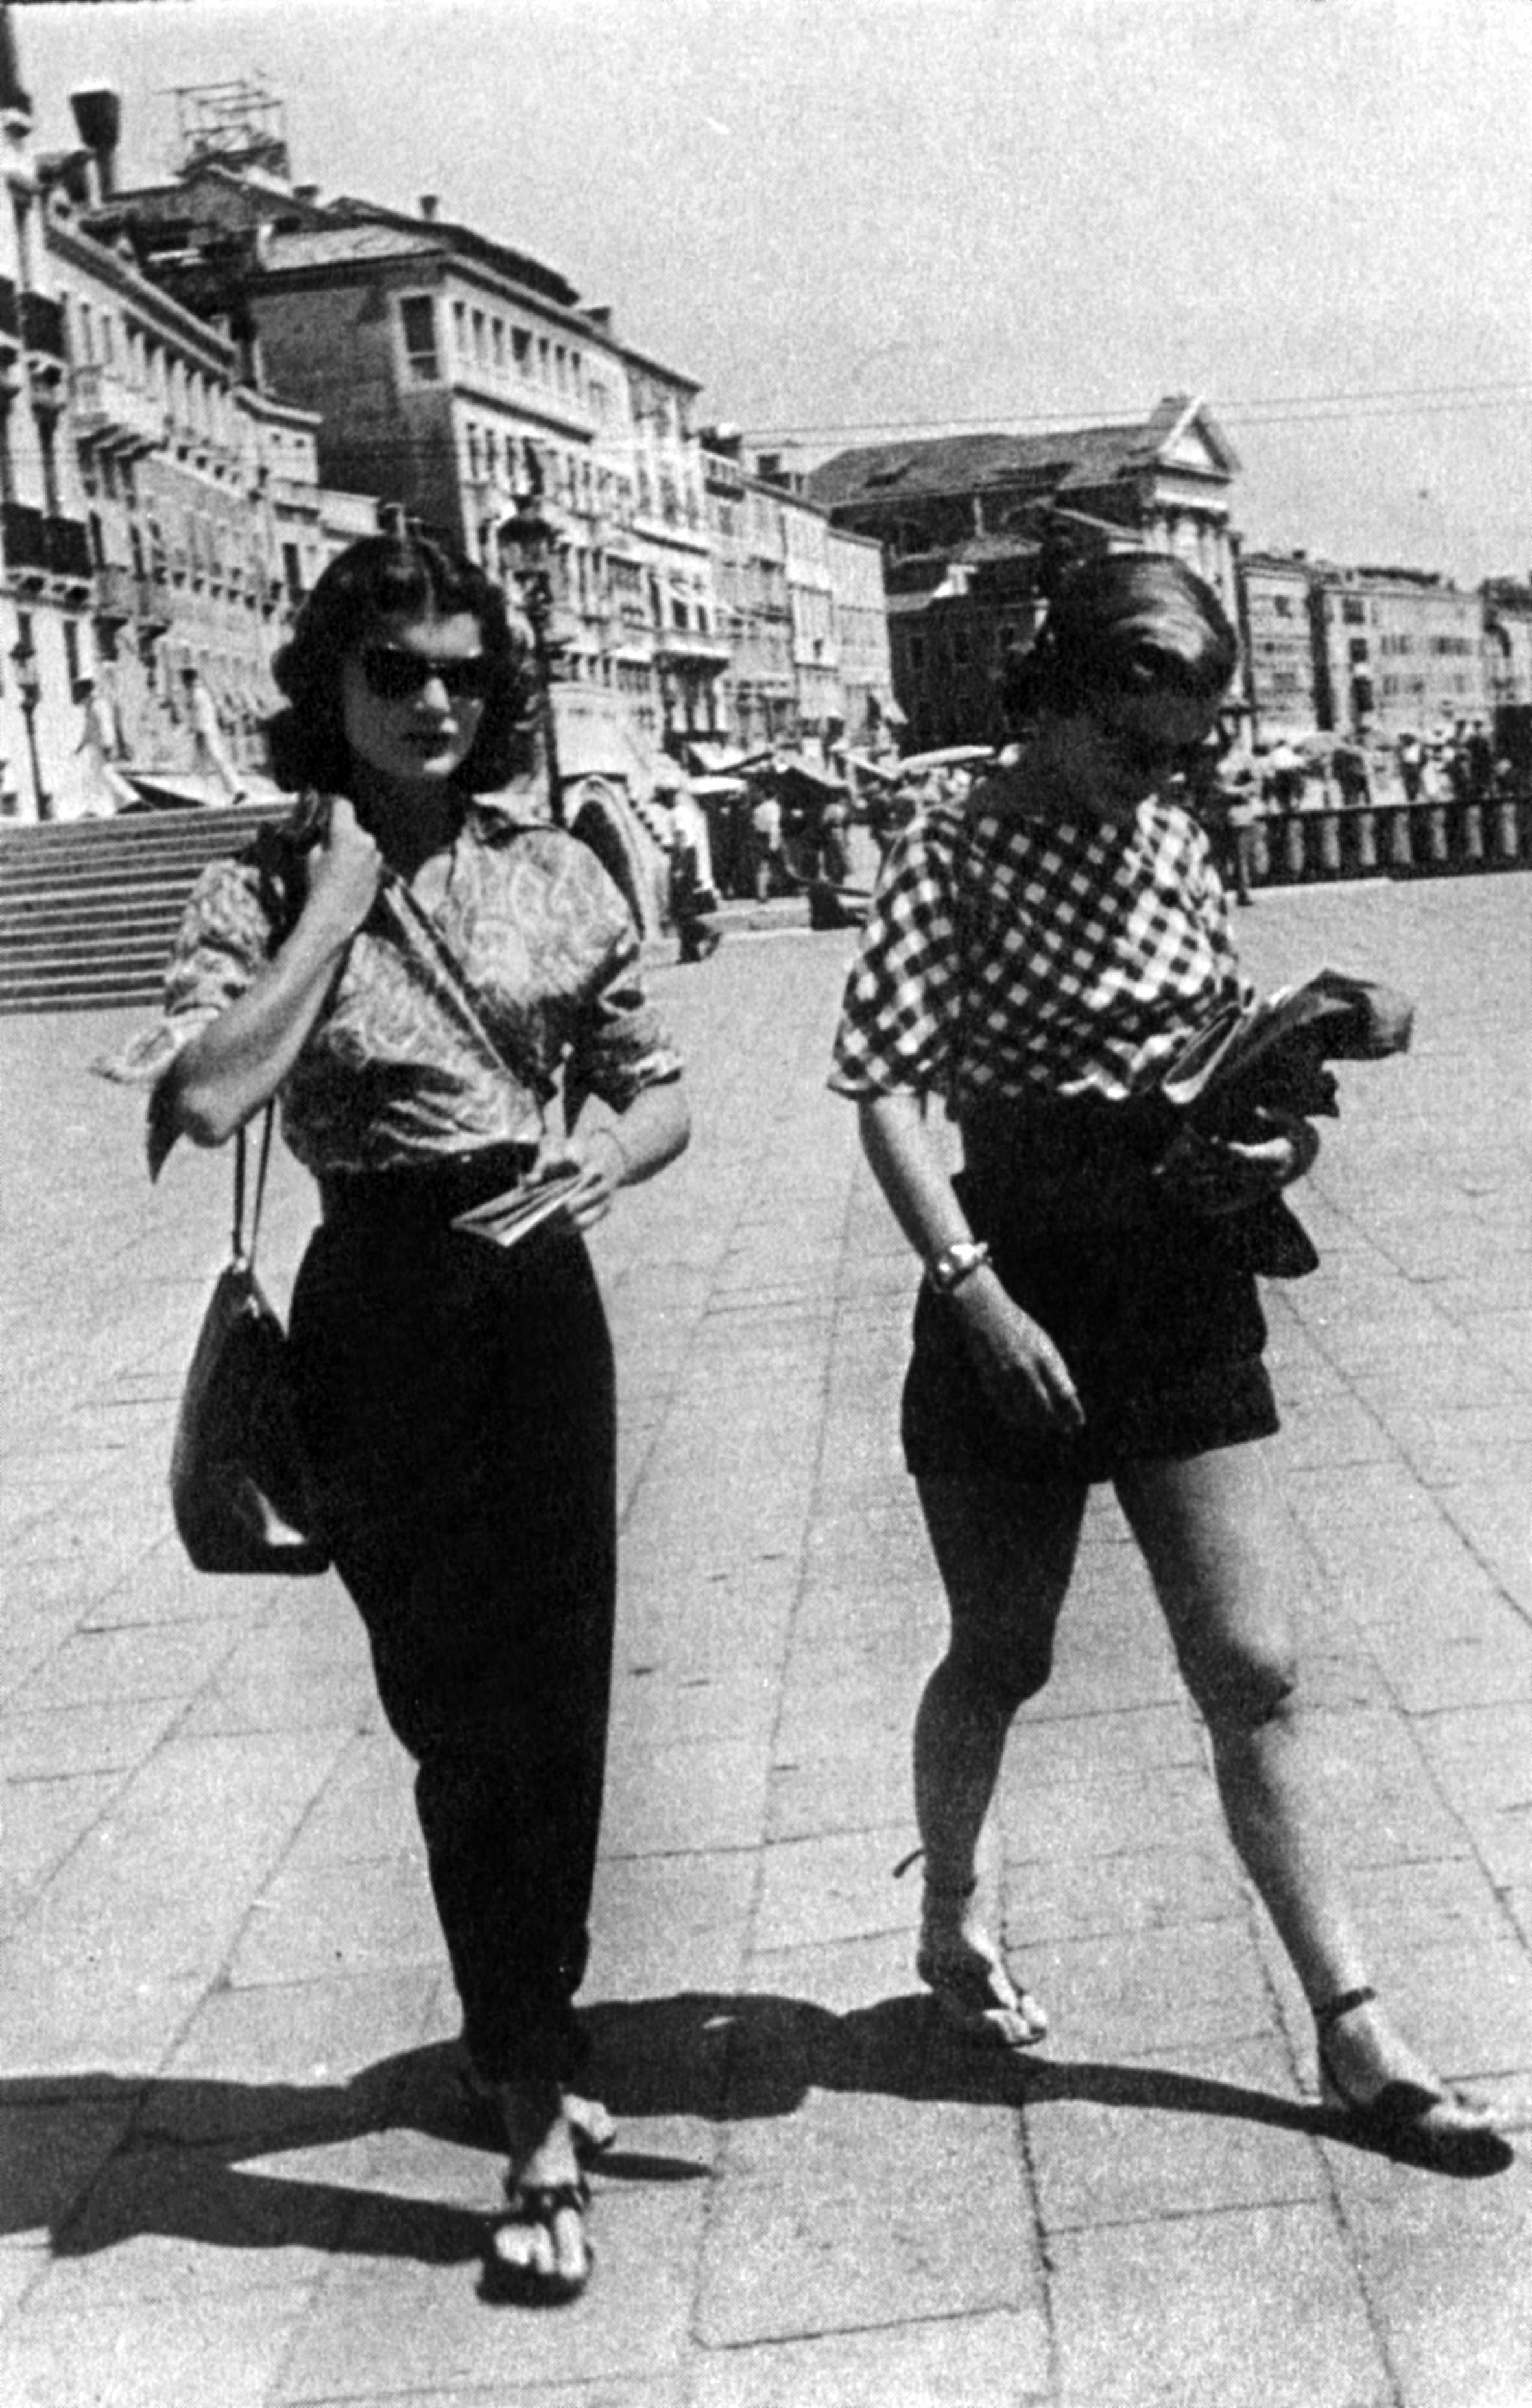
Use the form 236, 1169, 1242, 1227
1, 872, 1529, 2407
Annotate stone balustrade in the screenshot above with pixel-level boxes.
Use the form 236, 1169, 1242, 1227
1248, 790, 1532, 887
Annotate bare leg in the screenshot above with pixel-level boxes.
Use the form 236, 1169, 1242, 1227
488, 2077, 591, 2297
1115, 1445, 1482, 2111
913, 1472, 1086, 2042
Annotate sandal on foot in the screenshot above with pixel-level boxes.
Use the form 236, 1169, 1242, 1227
1316, 1988, 1511, 2172
486, 2175, 592, 2305
917, 1942, 1049, 2051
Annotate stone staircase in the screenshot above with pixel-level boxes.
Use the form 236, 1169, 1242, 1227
0, 804, 291, 1015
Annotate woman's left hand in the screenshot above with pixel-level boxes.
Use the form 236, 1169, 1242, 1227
1162, 1108, 1319, 1217
528, 1128, 627, 1231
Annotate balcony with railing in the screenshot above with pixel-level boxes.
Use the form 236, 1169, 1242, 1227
70, 365, 167, 459
2, 503, 95, 583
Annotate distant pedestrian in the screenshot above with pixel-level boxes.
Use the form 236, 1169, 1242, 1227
830, 549, 1505, 2171
1330, 737, 1370, 808
818, 789, 852, 886
654, 763, 721, 963
1396, 732, 1425, 802
71, 675, 136, 817
180, 666, 245, 804
748, 784, 784, 900
1465, 719, 1495, 805
1262, 737, 1304, 812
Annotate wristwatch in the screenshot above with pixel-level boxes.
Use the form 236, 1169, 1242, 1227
926, 1237, 992, 1296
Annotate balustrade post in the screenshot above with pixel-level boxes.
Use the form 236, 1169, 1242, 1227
1353, 807, 1378, 872
1387, 805, 1414, 871
1317, 810, 1342, 876
1283, 813, 1306, 880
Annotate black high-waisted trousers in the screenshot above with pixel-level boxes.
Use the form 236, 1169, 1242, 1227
288, 1166, 616, 2088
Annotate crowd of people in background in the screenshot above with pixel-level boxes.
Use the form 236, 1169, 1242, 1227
652, 708, 1524, 944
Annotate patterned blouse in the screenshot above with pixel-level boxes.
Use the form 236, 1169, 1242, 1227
830, 780, 1247, 1108
104, 791, 682, 1178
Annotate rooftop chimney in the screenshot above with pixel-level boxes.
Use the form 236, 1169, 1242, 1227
69, 84, 120, 197
419, 193, 439, 222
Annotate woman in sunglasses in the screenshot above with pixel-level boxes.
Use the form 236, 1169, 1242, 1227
127, 531, 691, 2297
831, 549, 1502, 2167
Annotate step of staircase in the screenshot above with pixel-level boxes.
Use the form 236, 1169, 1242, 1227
0, 804, 291, 1013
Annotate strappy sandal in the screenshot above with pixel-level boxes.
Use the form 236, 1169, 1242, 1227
485, 2173, 592, 2306
458, 2061, 617, 2163
1315, 1987, 1511, 2172
917, 1878, 1049, 2053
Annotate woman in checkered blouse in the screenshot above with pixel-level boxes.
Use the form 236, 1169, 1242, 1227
832, 553, 1502, 2167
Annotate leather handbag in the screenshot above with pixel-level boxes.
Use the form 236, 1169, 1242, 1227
169, 1106, 330, 1575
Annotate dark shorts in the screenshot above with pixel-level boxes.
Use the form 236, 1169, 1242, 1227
902, 1209, 1278, 1486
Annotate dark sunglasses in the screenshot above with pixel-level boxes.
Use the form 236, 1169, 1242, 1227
1097, 716, 1211, 779
358, 645, 494, 702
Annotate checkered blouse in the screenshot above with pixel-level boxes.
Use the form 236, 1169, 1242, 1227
830, 785, 1247, 1107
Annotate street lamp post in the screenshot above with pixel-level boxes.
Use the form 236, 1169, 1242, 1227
499, 492, 565, 826
10, 638, 49, 820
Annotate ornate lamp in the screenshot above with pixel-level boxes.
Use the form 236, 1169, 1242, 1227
10, 636, 48, 819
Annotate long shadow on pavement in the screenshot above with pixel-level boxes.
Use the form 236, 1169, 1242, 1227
1, 1990, 1507, 2276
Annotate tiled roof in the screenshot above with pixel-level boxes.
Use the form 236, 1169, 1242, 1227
806, 398, 1237, 512
806, 420, 1163, 510
263, 222, 440, 270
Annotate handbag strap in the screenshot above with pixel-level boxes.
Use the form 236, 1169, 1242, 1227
232, 1104, 276, 1269
380, 868, 555, 1104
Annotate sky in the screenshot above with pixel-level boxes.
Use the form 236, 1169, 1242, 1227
19, 0, 1532, 582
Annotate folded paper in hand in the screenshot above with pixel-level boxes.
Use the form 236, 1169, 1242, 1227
451, 1167, 581, 1249
1153, 968, 1414, 1281
1159, 968, 1413, 1132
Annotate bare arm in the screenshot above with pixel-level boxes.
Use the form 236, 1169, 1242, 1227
858, 1091, 1083, 1435
554, 1078, 691, 1232
163, 798, 382, 1149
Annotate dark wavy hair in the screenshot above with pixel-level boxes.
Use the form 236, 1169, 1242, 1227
267, 532, 537, 794
1000, 550, 1238, 729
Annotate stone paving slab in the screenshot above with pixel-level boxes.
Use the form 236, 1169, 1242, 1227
0, 874, 1529, 2404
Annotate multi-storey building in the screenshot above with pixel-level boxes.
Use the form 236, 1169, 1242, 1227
826, 521, 896, 745
701, 436, 894, 754
808, 394, 1241, 748
1310, 564, 1488, 739
1, 27, 93, 817
776, 478, 840, 741
1238, 549, 1322, 740
619, 344, 727, 749
701, 435, 796, 752
0, 62, 385, 817
80, 95, 734, 778
1481, 579, 1532, 715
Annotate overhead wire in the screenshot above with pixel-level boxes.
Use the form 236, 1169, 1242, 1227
740, 381, 1532, 448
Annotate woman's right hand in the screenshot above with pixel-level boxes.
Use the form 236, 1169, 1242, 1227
949, 1271, 1084, 1436
303, 796, 383, 942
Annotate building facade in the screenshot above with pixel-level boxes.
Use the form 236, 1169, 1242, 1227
1310, 564, 1489, 739
82, 122, 730, 774
808, 394, 1241, 748
826, 519, 896, 745
1, 32, 93, 818
1238, 549, 1323, 740
1481, 579, 1532, 716
701, 435, 797, 752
